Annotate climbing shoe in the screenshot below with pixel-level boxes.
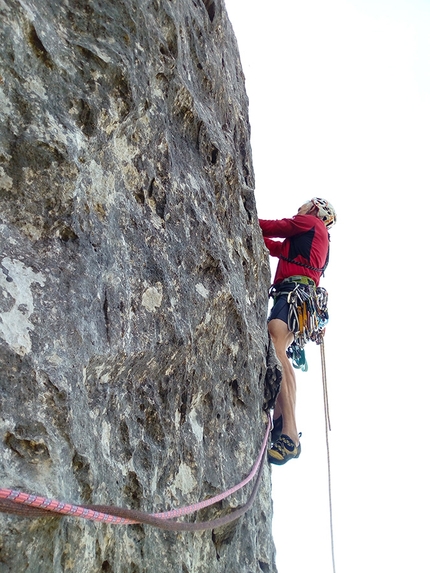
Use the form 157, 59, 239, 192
268, 434, 301, 466
271, 416, 283, 444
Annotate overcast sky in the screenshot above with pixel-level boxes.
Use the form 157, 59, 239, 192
223, 1, 430, 572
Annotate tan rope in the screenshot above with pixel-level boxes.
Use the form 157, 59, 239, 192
320, 340, 336, 573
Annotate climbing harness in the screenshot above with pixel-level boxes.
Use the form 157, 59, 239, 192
269, 276, 329, 364
0, 415, 271, 531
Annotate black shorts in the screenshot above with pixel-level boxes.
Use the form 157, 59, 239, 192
268, 294, 291, 324
268, 282, 296, 325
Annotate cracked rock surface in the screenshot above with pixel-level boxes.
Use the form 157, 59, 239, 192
0, 0, 278, 571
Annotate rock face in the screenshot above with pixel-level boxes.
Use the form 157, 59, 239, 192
0, 0, 279, 571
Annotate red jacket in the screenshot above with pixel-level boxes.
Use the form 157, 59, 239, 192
259, 215, 329, 286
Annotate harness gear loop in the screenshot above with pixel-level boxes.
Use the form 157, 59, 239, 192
269, 277, 329, 353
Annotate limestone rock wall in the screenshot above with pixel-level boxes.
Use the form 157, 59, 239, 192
0, 0, 277, 571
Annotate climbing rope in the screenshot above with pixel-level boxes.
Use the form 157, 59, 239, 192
320, 340, 336, 573
0, 416, 271, 532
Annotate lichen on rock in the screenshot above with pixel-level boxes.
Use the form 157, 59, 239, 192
0, 0, 278, 571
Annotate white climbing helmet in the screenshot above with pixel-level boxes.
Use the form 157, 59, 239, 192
311, 197, 337, 229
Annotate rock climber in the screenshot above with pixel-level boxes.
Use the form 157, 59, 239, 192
259, 198, 336, 465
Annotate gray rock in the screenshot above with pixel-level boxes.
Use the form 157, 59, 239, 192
0, 0, 279, 571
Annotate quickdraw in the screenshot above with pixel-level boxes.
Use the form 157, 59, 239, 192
269, 279, 329, 369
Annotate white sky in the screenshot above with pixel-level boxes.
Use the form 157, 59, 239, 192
223, 1, 430, 572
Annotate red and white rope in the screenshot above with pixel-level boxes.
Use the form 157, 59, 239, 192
0, 415, 271, 531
